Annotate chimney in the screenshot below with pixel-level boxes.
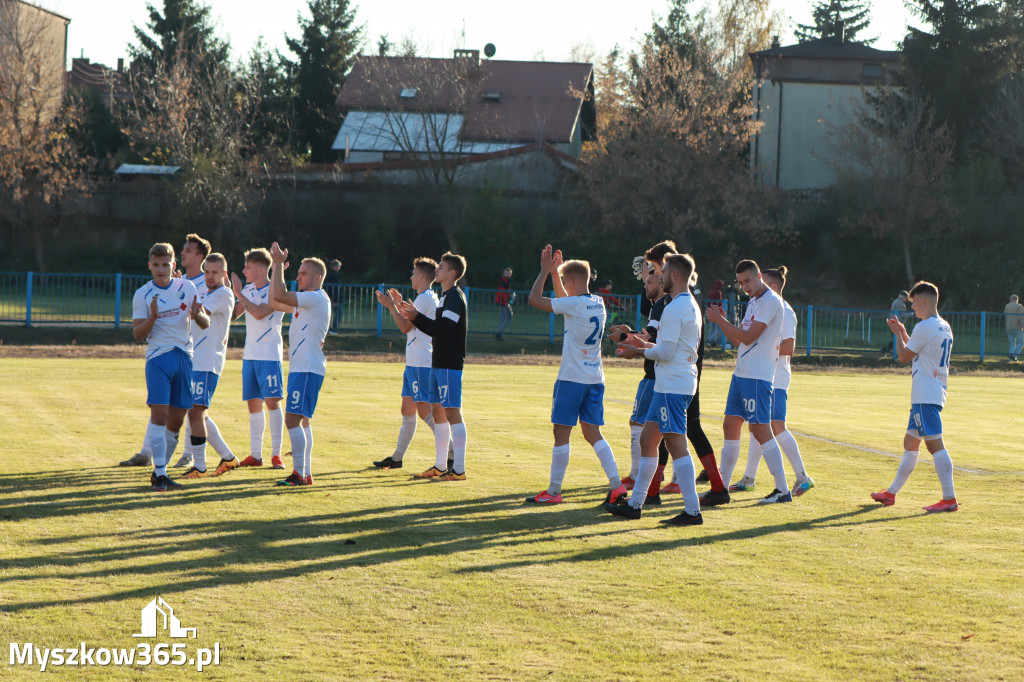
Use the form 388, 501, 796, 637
117, 58, 124, 73
453, 48, 480, 71
771, 35, 780, 50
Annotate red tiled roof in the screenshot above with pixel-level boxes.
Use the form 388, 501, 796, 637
66, 58, 130, 99
339, 142, 583, 172
336, 56, 594, 144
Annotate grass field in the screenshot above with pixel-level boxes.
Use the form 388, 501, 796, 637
2, 357, 1023, 680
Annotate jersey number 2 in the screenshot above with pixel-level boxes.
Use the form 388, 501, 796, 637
585, 316, 602, 345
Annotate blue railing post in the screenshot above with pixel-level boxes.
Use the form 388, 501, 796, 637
635, 294, 642, 331
289, 279, 297, 292
375, 284, 384, 338
25, 271, 33, 327
980, 311, 986, 361
548, 290, 555, 343
805, 305, 812, 357
114, 273, 122, 330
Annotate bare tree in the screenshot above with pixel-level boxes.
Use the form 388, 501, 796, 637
0, 0, 91, 270
981, 74, 1024, 190
825, 89, 956, 285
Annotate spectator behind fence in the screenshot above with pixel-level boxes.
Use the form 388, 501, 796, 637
495, 267, 514, 341
1005, 294, 1024, 361
882, 290, 909, 354
325, 259, 342, 330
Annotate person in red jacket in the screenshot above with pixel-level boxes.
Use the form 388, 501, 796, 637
495, 267, 514, 340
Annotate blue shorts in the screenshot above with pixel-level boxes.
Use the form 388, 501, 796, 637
645, 392, 692, 435
402, 366, 432, 402
724, 376, 773, 424
772, 388, 788, 422
145, 349, 193, 410
242, 359, 284, 401
191, 370, 220, 407
551, 380, 605, 426
907, 404, 943, 439
287, 372, 324, 419
630, 378, 655, 424
428, 368, 462, 408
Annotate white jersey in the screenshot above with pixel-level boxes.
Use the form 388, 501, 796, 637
734, 287, 785, 383
550, 294, 606, 384
406, 289, 438, 368
188, 272, 205, 296
773, 301, 798, 391
906, 315, 953, 406
193, 285, 234, 374
287, 289, 331, 376
648, 292, 701, 395
132, 278, 198, 361
241, 283, 284, 362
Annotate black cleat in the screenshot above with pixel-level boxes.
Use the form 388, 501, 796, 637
700, 489, 732, 507
151, 475, 182, 492
603, 499, 642, 519
695, 470, 710, 484
644, 494, 662, 507
660, 511, 704, 526
373, 456, 403, 469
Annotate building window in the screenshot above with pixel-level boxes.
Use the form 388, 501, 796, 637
482, 91, 502, 103
863, 64, 883, 78
399, 87, 418, 99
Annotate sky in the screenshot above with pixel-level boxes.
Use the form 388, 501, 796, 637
49, 0, 916, 69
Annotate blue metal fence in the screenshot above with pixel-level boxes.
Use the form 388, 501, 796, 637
0, 271, 1019, 360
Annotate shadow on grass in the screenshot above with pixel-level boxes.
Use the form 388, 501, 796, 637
0, 467, 923, 613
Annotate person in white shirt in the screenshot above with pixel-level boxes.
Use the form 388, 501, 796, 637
179, 253, 240, 478
706, 259, 793, 504
131, 242, 209, 491
267, 242, 331, 486
231, 248, 288, 470
373, 257, 454, 471
524, 244, 625, 506
733, 266, 814, 495
123, 233, 211, 467
871, 281, 958, 512
610, 253, 704, 525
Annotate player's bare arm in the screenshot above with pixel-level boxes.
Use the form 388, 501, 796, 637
378, 287, 414, 333
528, 244, 556, 313
133, 295, 159, 341
268, 242, 299, 309
396, 299, 419, 321
190, 296, 211, 330
550, 248, 568, 299
779, 337, 796, 356
706, 304, 766, 346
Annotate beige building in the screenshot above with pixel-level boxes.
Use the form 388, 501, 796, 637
749, 35, 899, 193
0, 0, 70, 123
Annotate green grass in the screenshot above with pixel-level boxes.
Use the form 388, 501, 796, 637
1, 358, 1023, 680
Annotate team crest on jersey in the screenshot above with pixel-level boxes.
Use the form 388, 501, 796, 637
178, 291, 186, 300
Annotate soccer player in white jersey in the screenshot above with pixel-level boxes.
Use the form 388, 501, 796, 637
372, 257, 456, 471
733, 266, 815, 495
871, 281, 958, 512
524, 244, 626, 505
123, 233, 210, 467
180, 252, 241, 478
266, 243, 331, 486
231, 248, 288, 470
706, 259, 793, 504
131, 242, 210, 491
608, 253, 704, 525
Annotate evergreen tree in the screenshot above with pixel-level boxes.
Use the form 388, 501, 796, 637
796, 0, 875, 44
129, 0, 229, 73
285, 0, 363, 162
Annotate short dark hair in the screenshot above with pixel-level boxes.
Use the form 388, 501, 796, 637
762, 265, 788, 290
441, 251, 467, 280
735, 259, 760, 275
185, 233, 212, 258
909, 281, 939, 301
414, 257, 437, 279
244, 248, 271, 268
645, 240, 678, 265
663, 253, 695, 286
204, 252, 227, 270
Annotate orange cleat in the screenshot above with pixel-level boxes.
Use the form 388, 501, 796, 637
870, 489, 896, 506
923, 498, 958, 512
238, 455, 263, 467
526, 491, 562, 504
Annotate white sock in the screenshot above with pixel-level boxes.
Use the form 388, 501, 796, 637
630, 457, 658, 509
205, 416, 233, 460
450, 422, 467, 472
182, 422, 194, 457
889, 450, 919, 493
288, 426, 307, 476
743, 437, 762, 480
140, 420, 153, 456
192, 437, 207, 471
760, 438, 790, 493
629, 424, 643, 478
672, 455, 700, 514
161, 428, 179, 478
931, 448, 956, 499
547, 444, 571, 495
147, 423, 166, 476
433, 421, 451, 470
592, 438, 622, 490
268, 407, 284, 457
393, 415, 417, 460
303, 424, 313, 478
422, 412, 436, 430
719, 439, 742, 485
776, 430, 807, 480
249, 412, 265, 459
